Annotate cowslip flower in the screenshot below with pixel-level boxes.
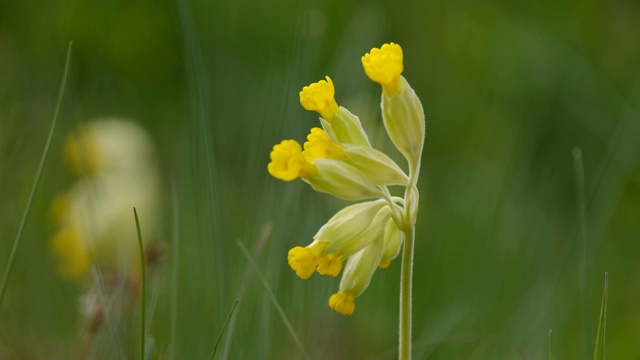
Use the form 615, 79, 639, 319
269, 43, 425, 319
300, 76, 370, 147
50, 118, 162, 280
299, 76, 339, 121
361, 42, 404, 96
363, 42, 425, 173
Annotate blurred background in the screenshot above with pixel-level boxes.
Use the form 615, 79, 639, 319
1, 0, 639, 358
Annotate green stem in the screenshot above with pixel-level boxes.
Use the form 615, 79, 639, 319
399, 223, 414, 360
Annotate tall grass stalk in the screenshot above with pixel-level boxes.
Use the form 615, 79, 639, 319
548, 330, 556, 360
0, 41, 73, 304
134, 207, 146, 360
169, 177, 180, 359
593, 273, 608, 360
236, 240, 310, 360
573, 147, 592, 356
210, 299, 239, 360
174, 0, 225, 297
90, 265, 125, 357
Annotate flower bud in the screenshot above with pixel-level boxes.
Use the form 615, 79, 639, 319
379, 218, 404, 268
380, 75, 425, 170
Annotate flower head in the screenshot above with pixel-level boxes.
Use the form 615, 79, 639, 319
299, 76, 340, 121
272, 42, 425, 318
362, 43, 404, 95
268, 140, 316, 181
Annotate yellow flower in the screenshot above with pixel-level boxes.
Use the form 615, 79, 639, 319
303, 127, 345, 160
268, 140, 316, 181
299, 76, 340, 121
329, 291, 355, 315
288, 244, 322, 279
362, 43, 404, 95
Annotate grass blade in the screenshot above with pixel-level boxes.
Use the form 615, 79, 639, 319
236, 240, 310, 360
593, 273, 608, 360
548, 329, 556, 360
0, 41, 73, 303
169, 177, 180, 359
573, 147, 592, 356
134, 207, 146, 360
210, 299, 239, 360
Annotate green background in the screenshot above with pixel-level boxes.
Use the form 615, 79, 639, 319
1, 0, 639, 358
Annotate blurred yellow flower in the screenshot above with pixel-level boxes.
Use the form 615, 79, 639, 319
50, 118, 162, 280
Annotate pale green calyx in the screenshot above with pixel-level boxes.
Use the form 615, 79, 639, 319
380, 75, 425, 172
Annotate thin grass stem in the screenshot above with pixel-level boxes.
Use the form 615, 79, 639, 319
548, 329, 556, 360
0, 41, 73, 303
210, 299, 239, 360
169, 177, 180, 359
236, 240, 310, 360
573, 147, 592, 357
134, 207, 146, 360
593, 272, 608, 360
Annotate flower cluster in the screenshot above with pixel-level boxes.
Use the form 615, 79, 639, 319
49, 118, 161, 280
268, 43, 425, 315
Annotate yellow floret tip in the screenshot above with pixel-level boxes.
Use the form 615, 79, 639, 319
48, 192, 72, 224
63, 127, 100, 176
329, 291, 355, 315
316, 253, 343, 277
378, 261, 391, 269
268, 140, 316, 181
303, 127, 345, 160
288, 246, 319, 279
299, 76, 340, 121
362, 43, 404, 95
51, 227, 90, 279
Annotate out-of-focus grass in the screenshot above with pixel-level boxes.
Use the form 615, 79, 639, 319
1, 0, 640, 359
